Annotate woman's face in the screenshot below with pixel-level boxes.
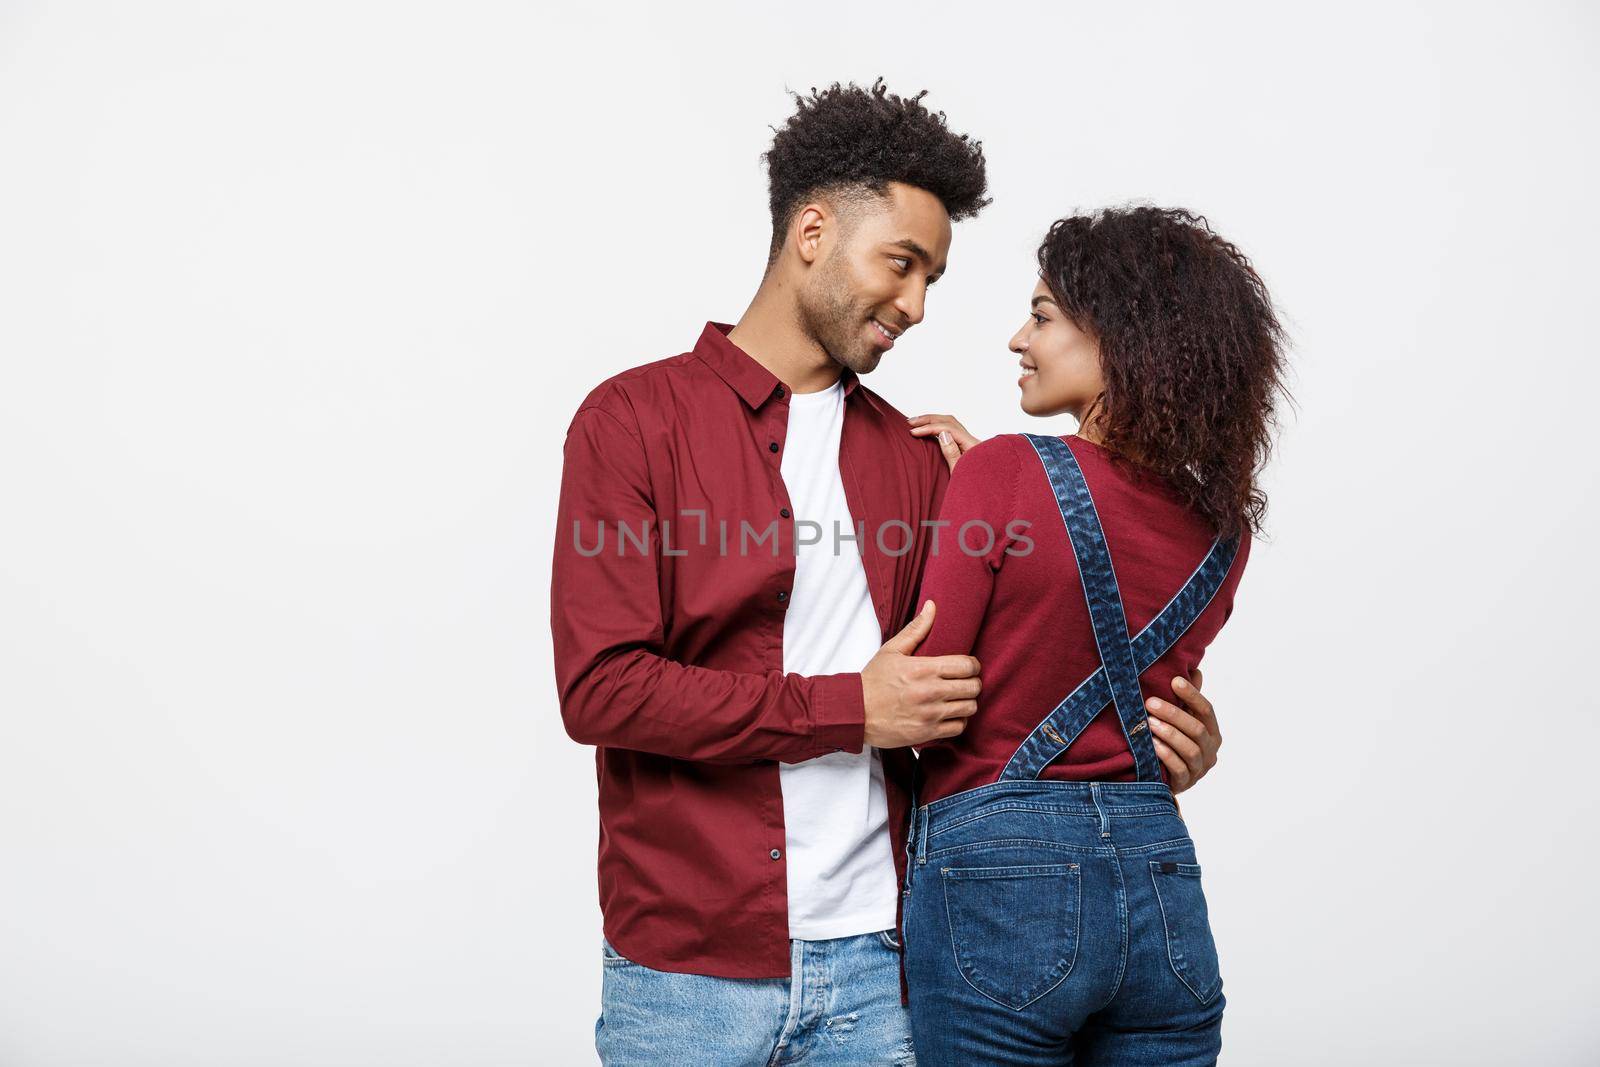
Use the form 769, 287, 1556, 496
1010, 277, 1105, 419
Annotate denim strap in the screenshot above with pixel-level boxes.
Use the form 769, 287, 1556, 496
999, 435, 1239, 784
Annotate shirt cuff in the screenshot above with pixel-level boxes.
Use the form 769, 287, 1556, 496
809, 672, 867, 755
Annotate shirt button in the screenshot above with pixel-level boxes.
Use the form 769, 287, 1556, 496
773, 385, 784, 399
770, 849, 782, 860
769, 441, 780, 453
780, 507, 791, 519
776, 590, 788, 603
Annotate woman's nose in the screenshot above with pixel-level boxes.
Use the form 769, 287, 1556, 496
1009, 329, 1027, 354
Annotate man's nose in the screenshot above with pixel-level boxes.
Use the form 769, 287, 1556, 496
896, 286, 926, 327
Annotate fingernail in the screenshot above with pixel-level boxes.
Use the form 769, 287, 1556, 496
1146, 698, 1160, 710
1174, 678, 1189, 689
939, 431, 951, 444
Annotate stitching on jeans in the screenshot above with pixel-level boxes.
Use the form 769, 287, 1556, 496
1149, 863, 1221, 1005
927, 838, 1112, 862
940, 862, 1080, 877
929, 773, 1174, 811
1093, 849, 1131, 1014
927, 801, 1177, 840
939, 864, 1082, 1012
1116, 837, 1200, 857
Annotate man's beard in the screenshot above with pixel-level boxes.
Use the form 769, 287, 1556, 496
797, 257, 882, 376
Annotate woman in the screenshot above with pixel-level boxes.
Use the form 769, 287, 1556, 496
901, 206, 1287, 1065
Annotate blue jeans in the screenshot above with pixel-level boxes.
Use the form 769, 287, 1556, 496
903, 781, 1224, 1065
596, 929, 916, 1065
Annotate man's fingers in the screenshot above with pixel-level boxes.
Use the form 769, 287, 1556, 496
1153, 739, 1192, 790
1148, 717, 1202, 765
933, 718, 968, 740
940, 700, 979, 719
881, 600, 936, 654
1146, 699, 1207, 744
937, 677, 982, 701
1171, 675, 1214, 720
934, 655, 982, 679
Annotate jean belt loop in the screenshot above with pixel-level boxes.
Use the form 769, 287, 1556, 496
915, 805, 929, 866
1092, 782, 1111, 839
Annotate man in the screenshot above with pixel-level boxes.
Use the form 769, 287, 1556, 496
551, 80, 1223, 1064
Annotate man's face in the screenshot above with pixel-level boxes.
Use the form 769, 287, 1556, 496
796, 182, 953, 375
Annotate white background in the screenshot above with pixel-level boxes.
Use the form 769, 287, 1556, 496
2, 2, 1597, 1064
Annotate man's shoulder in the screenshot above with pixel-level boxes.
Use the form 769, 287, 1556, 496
571, 350, 709, 431
848, 381, 940, 462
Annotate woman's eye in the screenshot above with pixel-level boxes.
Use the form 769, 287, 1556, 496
1032, 312, 1047, 326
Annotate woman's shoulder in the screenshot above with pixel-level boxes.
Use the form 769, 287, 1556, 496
957, 432, 1034, 475
949, 434, 1035, 498
936, 434, 1032, 521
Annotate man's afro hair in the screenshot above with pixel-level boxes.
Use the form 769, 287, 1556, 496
763, 78, 990, 257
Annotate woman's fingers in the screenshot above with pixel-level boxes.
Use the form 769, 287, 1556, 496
908, 416, 977, 471
937, 430, 963, 471
907, 414, 979, 450
908, 420, 955, 436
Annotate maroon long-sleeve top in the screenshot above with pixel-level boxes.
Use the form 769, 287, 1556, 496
913, 433, 1251, 803
551, 322, 948, 978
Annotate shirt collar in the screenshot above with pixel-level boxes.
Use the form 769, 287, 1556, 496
694, 321, 859, 410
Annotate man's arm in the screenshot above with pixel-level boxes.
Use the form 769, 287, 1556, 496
552, 404, 862, 764
1146, 669, 1221, 793
551, 403, 979, 763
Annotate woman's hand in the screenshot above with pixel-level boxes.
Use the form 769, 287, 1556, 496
1145, 670, 1221, 795
907, 414, 980, 471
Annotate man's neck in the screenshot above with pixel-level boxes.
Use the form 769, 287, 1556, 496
726, 282, 844, 395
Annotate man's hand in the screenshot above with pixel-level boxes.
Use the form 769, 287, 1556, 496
862, 601, 982, 748
907, 414, 980, 472
1145, 669, 1221, 794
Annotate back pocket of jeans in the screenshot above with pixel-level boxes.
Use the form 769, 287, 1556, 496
940, 862, 1080, 1010
1148, 861, 1221, 1005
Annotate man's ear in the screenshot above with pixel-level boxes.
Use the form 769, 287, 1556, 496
792, 202, 831, 266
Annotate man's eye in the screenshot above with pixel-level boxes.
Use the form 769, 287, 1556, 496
890, 257, 910, 272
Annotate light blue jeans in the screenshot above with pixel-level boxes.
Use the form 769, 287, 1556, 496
596, 929, 916, 1065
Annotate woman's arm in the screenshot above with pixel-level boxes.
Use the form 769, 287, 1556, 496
912, 435, 1022, 660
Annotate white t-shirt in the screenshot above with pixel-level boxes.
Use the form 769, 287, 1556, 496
777, 379, 899, 941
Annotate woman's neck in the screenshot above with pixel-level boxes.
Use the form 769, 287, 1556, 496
1072, 409, 1110, 448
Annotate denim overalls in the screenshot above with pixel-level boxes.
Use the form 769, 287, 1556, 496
902, 435, 1239, 1066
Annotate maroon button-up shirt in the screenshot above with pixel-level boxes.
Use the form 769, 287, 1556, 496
552, 322, 949, 979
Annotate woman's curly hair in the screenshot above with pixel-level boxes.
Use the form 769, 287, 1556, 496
764, 78, 990, 262
1038, 206, 1289, 539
